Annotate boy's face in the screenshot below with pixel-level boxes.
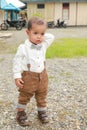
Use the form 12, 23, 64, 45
26, 23, 47, 44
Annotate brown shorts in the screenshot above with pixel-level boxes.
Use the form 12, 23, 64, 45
18, 69, 48, 108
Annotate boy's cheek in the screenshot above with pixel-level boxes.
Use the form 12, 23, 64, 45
43, 37, 45, 41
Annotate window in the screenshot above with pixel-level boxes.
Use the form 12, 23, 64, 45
62, 3, 69, 20
63, 3, 69, 9
37, 4, 45, 9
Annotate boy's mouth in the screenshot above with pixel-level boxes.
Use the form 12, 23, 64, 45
36, 40, 41, 43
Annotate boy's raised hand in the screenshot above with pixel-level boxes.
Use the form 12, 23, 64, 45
15, 78, 24, 89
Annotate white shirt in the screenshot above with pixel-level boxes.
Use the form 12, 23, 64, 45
13, 33, 54, 79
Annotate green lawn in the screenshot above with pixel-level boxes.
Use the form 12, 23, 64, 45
46, 38, 87, 58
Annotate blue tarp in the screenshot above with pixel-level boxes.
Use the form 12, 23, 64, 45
1, 3, 20, 11
0, 0, 7, 8
1, 0, 20, 11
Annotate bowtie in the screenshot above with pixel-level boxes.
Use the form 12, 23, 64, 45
30, 44, 42, 50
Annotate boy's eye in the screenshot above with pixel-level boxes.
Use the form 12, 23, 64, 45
34, 32, 38, 34
41, 33, 44, 35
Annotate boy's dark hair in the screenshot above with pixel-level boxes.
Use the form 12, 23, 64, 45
27, 16, 47, 30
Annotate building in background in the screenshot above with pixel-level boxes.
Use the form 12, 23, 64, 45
0, 0, 25, 22
21, 0, 87, 26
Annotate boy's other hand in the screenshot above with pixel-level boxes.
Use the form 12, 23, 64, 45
15, 78, 24, 89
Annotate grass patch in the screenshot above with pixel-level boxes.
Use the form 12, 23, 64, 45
46, 38, 87, 58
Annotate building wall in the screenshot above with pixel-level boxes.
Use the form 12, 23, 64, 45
69, 2, 77, 26
54, 3, 62, 24
27, 2, 87, 26
45, 3, 54, 21
27, 3, 36, 18
27, 2, 54, 22
77, 2, 87, 25
69, 2, 87, 26
0, 10, 4, 23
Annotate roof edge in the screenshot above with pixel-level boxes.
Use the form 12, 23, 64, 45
21, 0, 87, 3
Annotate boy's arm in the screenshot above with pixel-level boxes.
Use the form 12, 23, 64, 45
13, 44, 24, 79
44, 33, 55, 48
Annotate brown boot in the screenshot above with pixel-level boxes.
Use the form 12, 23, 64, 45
16, 110, 30, 127
38, 111, 49, 124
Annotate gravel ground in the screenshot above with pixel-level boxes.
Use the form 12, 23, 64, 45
0, 28, 87, 130
0, 54, 87, 130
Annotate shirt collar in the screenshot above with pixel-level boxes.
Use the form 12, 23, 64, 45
25, 39, 32, 47
25, 39, 43, 47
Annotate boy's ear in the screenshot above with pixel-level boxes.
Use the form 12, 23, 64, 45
26, 29, 30, 35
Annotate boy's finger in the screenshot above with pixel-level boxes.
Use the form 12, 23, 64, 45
20, 79, 24, 84
19, 82, 24, 87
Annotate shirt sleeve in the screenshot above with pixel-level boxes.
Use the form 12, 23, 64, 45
13, 44, 24, 79
44, 33, 55, 49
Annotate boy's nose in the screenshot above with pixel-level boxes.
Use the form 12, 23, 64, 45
38, 35, 41, 38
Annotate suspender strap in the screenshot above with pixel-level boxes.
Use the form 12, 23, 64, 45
27, 64, 30, 71
44, 61, 46, 68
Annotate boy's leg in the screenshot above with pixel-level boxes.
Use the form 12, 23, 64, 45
16, 71, 35, 126
16, 91, 33, 127
35, 70, 49, 123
